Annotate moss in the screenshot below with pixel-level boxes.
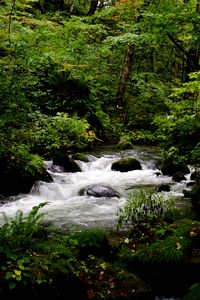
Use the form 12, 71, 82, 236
71, 153, 89, 162
117, 140, 133, 150
183, 282, 200, 300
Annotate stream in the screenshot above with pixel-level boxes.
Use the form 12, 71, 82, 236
0, 146, 192, 230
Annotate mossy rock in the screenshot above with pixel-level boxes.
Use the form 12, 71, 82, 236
71, 153, 89, 162
161, 159, 190, 176
117, 140, 133, 150
182, 282, 200, 300
0, 157, 53, 196
111, 157, 142, 172
53, 150, 82, 172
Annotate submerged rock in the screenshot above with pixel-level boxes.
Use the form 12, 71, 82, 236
157, 184, 170, 192
78, 184, 120, 198
50, 165, 65, 173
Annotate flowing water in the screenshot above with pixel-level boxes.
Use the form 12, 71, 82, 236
0, 146, 192, 230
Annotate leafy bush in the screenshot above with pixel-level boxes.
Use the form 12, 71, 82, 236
29, 112, 92, 156
131, 130, 158, 145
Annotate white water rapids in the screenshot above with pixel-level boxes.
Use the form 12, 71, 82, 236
0, 147, 192, 230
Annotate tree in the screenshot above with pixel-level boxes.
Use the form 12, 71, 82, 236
115, 44, 135, 122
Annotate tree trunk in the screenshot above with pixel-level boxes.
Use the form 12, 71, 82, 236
87, 0, 98, 16
8, 0, 16, 44
167, 32, 200, 81
115, 45, 135, 121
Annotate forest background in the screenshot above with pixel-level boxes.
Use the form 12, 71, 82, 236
0, 0, 200, 192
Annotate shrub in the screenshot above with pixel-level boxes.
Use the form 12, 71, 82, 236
117, 188, 175, 229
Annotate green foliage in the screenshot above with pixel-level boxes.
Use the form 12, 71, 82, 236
71, 228, 110, 258
0, 202, 49, 251
118, 218, 200, 267
154, 71, 200, 165
119, 234, 191, 265
0, 203, 50, 289
116, 188, 194, 267
0, 203, 83, 293
126, 72, 170, 131
191, 143, 200, 166
183, 282, 200, 300
28, 112, 91, 156
131, 130, 158, 145
117, 188, 175, 229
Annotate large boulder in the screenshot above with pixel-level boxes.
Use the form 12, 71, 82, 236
71, 153, 89, 162
111, 157, 142, 172
78, 184, 120, 198
53, 150, 82, 172
0, 157, 53, 196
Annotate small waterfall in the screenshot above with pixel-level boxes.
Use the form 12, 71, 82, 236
0, 147, 192, 230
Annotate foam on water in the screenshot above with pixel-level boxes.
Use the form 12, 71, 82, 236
0, 148, 192, 230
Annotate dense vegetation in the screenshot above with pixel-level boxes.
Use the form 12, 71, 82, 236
0, 0, 199, 185
0, 0, 200, 298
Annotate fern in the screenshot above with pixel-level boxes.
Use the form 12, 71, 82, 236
0, 202, 49, 250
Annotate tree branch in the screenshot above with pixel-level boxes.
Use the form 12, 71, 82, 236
166, 32, 187, 56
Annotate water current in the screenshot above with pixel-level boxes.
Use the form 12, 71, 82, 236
0, 146, 192, 231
